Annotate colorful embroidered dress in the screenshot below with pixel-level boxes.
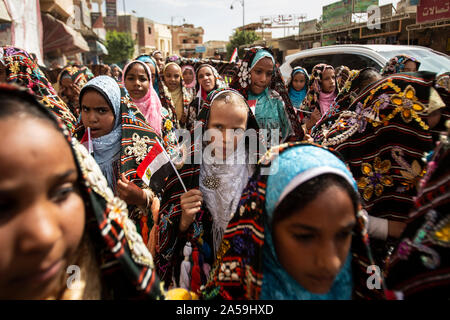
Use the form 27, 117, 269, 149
0, 46, 77, 132
202, 142, 383, 300
316, 72, 446, 265
385, 125, 450, 299
155, 88, 260, 292
74, 83, 166, 246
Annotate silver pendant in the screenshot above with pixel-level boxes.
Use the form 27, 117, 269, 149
202, 175, 221, 190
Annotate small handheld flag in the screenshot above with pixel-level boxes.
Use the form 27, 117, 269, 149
87, 127, 93, 154
230, 48, 238, 63
137, 139, 187, 193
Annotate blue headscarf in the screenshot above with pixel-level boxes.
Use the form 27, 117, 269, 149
250, 49, 275, 70
261, 145, 356, 300
288, 67, 309, 109
137, 55, 160, 95
79, 75, 122, 192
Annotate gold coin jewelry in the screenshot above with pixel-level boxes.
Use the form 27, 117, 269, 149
202, 175, 221, 190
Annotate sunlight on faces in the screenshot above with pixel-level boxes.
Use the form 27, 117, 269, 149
80, 90, 115, 139
250, 57, 274, 95
0, 117, 85, 299
321, 69, 336, 94
124, 63, 150, 100
164, 64, 182, 91
182, 68, 195, 86
197, 66, 215, 93
404, 60, 418, 72
292, 72, 306, 91
273, 185, 356, 294
205, 94, 248, 162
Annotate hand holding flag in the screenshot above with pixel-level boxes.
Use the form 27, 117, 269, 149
117, 173, 147, 207
137, 139, 187, 193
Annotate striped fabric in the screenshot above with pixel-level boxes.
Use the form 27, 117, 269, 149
155, 88, 260, 291
0, 46, 77, 132
75, 88, 162, 246
385, 128, 450, 299
313, 72, 441, 266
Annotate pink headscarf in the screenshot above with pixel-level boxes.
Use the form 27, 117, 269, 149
123, 60, 163, 135
181, 65, 196, 89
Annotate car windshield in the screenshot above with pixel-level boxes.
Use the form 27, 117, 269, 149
377, 49, 450, 75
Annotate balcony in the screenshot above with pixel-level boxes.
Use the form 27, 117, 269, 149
40, 0, 74, 20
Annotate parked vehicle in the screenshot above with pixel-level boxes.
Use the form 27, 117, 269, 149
280, 44, 450, 82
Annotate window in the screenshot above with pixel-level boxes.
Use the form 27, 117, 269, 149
194, 40, 199, 44
291, 53, 382, 74
183, 39, 188, 43
290, 55, 334, 74
332, 54, 381, 72
148, 27, 152, 34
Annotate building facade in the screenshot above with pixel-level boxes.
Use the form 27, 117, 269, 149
137, 17, 156, 55
154, 22, 172, 57
171, 23, 204, 58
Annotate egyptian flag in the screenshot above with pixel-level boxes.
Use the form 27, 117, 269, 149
80, 127, 94, 155
230, 48, 238, 63
137, 141, 175, 192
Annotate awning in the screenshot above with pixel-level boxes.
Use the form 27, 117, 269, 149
42, 13, 90, 54
0, 1, 11, 22
96, 41, 108, 55
87, 40, 109, 55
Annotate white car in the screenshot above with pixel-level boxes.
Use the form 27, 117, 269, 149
280, 44, 450, 82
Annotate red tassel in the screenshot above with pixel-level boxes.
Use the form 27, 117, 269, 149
141, 215, 149, 245
190, 246, 201, 293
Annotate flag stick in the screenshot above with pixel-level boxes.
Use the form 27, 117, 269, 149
87, 127, 93, 154
156, 139, 187, 193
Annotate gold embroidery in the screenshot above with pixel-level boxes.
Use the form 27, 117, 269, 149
124, 133, 151, 164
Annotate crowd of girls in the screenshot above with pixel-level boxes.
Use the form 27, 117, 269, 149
0, 45, 448, 300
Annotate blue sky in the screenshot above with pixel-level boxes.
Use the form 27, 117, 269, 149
113, 0, 400, 41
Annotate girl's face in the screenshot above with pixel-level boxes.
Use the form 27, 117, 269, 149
112, 67, 121, 79
197, 67, 215, 93
404, 60, 418, 72
250, 57, 273, 95
292, 72, 306, 91
60, 78, 77, 103
321, 69, 336, 94
164, 64, 182, 91
154, 53, 165, 71
206, 98, 247, 160
124, 63, 150, 100
0, 117, 85, 299
182, 68, 195, 86
105, 66, 112, 77
81, 90, 115, 139
273, 185, 356, 294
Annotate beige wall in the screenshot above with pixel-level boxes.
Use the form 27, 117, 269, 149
40, 0, 74, 19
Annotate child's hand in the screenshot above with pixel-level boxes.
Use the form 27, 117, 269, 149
117, 173, 147, 207
311, 108, 322, 123
179, 189, 203, 232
